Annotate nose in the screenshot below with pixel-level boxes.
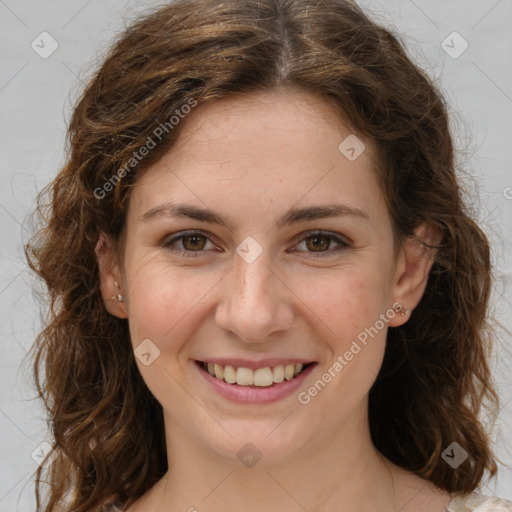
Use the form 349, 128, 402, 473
214, 251, 294, 343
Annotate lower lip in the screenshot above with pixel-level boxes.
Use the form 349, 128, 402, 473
195, 362, 316, 404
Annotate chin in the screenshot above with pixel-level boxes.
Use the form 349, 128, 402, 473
199, 416, 314, 468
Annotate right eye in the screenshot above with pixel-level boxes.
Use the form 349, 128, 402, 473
162, 230, 220, 258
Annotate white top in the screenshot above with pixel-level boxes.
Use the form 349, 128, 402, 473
447, 492, 512, 511
104, 491, 512, 511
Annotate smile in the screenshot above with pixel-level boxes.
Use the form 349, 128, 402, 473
198, 361, 312, 387
195, 360, 317, 403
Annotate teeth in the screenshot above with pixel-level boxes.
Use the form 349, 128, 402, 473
284, 364, 294, 380
272, 365, 284, 383
254, 367, 273, 387
236, 367, 253, 386
223, 365, 236, 384
203, 361, 307, 387
214, 364, 224, 379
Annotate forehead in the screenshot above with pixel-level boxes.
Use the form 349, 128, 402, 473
128, 89, 384, 225
170, 88, 368, 162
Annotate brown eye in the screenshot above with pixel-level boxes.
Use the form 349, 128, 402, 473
162, 231, 216, 258
305, 235, 331, 252
182, 234, 207, 251
292, 231, 349, 257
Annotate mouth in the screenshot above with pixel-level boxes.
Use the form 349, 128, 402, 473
196, 360, 314, 387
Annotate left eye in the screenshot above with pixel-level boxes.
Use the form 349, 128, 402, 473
292, 232, 348, 256
162, 230, 348, 258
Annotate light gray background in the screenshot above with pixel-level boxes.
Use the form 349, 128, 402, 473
0, 0, 511, 510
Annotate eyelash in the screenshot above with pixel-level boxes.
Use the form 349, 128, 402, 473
161, 230, 350, 258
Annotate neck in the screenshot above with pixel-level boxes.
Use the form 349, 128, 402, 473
148, 406, 398, 512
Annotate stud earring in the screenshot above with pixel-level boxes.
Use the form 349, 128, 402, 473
393, 303, 410, 316
111, 280, 124, 302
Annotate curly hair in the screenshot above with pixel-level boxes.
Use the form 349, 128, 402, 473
25, 0, 501, 510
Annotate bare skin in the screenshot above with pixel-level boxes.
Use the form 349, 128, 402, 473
97, 88, 448, 512
124, 458, 451, 512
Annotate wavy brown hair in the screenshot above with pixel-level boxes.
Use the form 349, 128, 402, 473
25, 0, 502, 510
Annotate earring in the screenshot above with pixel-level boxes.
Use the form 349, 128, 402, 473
111, 280, 124, 302
393, 303, 410, 316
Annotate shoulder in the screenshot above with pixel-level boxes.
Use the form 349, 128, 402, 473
447, 491, 512, 512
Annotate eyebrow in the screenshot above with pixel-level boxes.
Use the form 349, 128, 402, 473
140, 202, 369, 228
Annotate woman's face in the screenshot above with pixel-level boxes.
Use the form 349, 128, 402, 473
102, 89, 431, 464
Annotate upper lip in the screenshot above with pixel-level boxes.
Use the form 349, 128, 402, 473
195, 358, 315, 370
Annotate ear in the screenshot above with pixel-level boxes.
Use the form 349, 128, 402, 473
388, 223, 442, 327
95, 232, 128, 319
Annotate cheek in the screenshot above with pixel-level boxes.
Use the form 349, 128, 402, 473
291, 264, 391, 345
296, 270, 391, 410
123, 264, 219, 413
126, 263, 220, 347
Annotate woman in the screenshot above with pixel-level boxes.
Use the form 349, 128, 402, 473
26, 0, 512, 511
